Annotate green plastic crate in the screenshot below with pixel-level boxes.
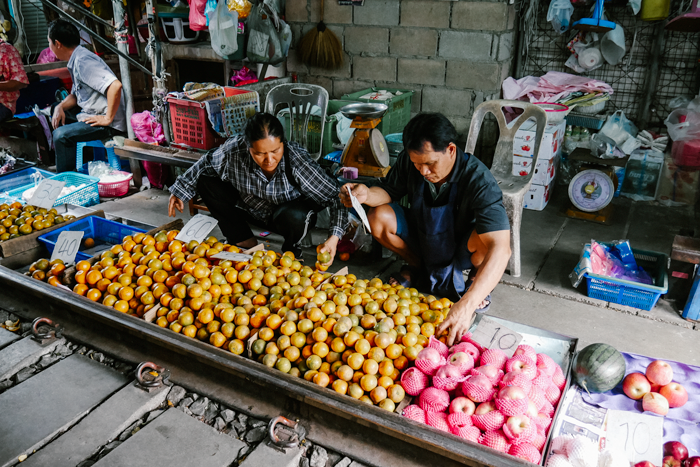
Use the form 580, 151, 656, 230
340, 87, 414, 136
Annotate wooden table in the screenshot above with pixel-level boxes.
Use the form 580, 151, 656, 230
113, 139, 202, 188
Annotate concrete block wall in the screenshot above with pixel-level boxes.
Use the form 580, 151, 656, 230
285, 0, 517, 140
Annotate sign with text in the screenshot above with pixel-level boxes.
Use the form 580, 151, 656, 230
470, 317, 524, 357
175, 214, 218, 244
606, 409, 663, 466
348, 189, 371, 234
28, 179, 66, 209
50, 230, 84, 266
211, 252, 253, 262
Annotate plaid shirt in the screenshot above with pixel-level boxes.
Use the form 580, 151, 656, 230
170, 136, 348, 239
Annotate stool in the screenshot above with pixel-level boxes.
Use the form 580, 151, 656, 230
76, 140, 130, 174
673, 235, 700, 321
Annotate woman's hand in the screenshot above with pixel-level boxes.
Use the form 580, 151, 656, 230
317, 235, 339, 267
168, 195, 184, 217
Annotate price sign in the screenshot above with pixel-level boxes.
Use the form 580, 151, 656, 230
606, 409, 663, 466
470, 317, 523, 357
212, 252, 253, 262
28, 179, 66, 209
175, 214, 218, 244
50, 230, 84, 266
348, 189, 371, 234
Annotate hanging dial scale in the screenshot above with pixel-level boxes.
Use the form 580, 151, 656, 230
568, 169, 615, 212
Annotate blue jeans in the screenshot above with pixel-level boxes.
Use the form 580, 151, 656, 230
52, 108, 125, 173
0, 104, 13, 122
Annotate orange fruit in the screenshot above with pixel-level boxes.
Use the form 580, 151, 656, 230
86, 288, 102, 302
313, 372, 330, 388
76, 260, 91, 272
73, 283, 89, 296
114, 300, 129, 313
339, 252, 350, 261
84, 237, 95, 248
118, 286, 134, 301
96, 278, 111, 292
86, 270, 102, 285
74, 270, 87, 284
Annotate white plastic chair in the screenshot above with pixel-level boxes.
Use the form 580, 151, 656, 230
465, 100, 548, 277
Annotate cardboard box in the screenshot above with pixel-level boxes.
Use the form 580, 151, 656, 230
513, 155, 559, 186
513, 120, 566, 160
524, 180, 554, 211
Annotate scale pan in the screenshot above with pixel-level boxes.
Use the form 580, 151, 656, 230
340, 103, 388, 120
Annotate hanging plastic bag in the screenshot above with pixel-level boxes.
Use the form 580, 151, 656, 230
210, 0, 239, 58
548, 0, 575, 33
204, 0, 217, 26
188, 0, 208, 31
565, 33, 604, 73
247, 0, 289, 65
131, 111, 165, 145
664, 109, 700, 141
228, 0, 252, 19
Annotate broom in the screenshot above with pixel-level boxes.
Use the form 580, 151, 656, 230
298, 0, 343, 69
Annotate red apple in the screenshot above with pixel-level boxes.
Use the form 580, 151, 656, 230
505, 415, 532, 437
450, 397, 476, 415
474, 400, 497, 415
664, 442, 689, 461
417, 347, 442, 364
623, 373, 652, 400
498, 386, 527, 401
664, 457, 681, 467
436, 364, 463, 379
642, 392, 669, 416
474, 364, 499, 380
651, 383, 662, 393
450, 352, 474, 366
660, 383, 688, 408
634, 462, 656, 467
526, 400, 538, 419
685, 457, 700, 467
646, 360, 674, 386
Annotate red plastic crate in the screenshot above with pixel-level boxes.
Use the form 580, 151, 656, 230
167, 87, 256, 151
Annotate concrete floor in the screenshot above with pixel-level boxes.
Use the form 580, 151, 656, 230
93, 186, 700, 366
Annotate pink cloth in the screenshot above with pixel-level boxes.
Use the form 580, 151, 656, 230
502, 71, 614, 103
37, 48, 60, 64
0, 40, 30, 114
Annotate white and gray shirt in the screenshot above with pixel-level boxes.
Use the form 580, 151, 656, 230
67, 45, 126, 132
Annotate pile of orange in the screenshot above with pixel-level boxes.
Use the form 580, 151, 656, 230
0, 202, 73, 242
26, 257, 67, 286
27, 228, 453, 412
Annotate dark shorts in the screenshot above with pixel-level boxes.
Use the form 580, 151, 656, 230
388, 201, 474, 272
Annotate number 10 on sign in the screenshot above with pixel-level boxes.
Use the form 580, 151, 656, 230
469, 316, 523, 357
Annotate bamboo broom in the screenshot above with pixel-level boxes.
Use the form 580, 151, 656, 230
298, 0, 343, 69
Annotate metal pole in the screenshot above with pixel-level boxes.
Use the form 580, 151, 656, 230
112, 0, 135, 140
638, 21, 666, 130
145, 0, 171, 143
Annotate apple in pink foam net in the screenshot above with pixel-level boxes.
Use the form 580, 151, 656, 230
450, 397, 476, 415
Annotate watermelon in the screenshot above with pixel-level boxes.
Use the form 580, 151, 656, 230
573, 343, 626, 393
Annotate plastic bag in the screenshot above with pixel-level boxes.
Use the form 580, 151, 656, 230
204, 0, 217, 25
590, 240, 652, 285
131, 111, 165, 145
246, 0, 289, 65
657, 156, 700, 206
598, 110, 638, 148
664, 109, 700, 142
565, 33, 604, 73
210, 0, 239, 58
188, 0, 208, 31
230, 66, 258, 85
548, 0, 574, 33
228, 0, 252, 18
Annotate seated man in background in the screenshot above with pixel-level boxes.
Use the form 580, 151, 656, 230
0, 38, 29, 121
48, 19, 126, 172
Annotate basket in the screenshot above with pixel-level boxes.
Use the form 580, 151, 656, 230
340, 88, 414, 136
4, 172, 100, 207
575, 100, 607, 115
38, 215, 146, 262
385, 133, 404, 156
0, 167, 54, 194
98, 172, 133, 197
584, 248, 668, 310
167, 87, 259, 151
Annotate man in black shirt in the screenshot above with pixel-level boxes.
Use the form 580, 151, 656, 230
340, 113, 511, 345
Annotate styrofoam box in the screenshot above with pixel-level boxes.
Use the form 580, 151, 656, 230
524, 179, 554, 211
513, 155, 559, 186
513, 120, 566, 160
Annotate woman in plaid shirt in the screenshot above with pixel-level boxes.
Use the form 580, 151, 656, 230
169, 113, 349, 266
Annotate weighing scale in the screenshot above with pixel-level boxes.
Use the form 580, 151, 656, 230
340, 103, 391, 178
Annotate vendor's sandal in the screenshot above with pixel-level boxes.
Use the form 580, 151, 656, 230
476, 294, 491, 314
389, 265, 418, 288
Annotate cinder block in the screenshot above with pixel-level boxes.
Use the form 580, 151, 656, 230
508, 5, 517, 30
286, 0, 308, 23
354, 1, 400, 26
333, 79, 374, 99
446, 60, 501, 91
501, 59, 513, 83
398, 58, 445, 86
390, 28, 437, 56
300, 74, 333, 93
310, 0, 353, 24
422, 87, 472, 117
286, 49, 308, 74
400, 1, 450, 28
345, 26, 389, 54
439, 31, 493, 60
497, 32, 515, 61
451, 2, 508, 31
353, 56, 397, 82
449, 116, 472, 139
309, 52, 352, 79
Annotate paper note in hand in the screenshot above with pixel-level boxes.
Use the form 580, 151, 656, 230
348, 188, 371, 234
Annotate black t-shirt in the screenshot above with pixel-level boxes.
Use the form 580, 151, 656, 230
375, 148, 510, 238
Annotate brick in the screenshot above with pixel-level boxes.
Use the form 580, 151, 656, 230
449, 116, 473, 140
390, 28, 437, 56
397, 84, 423, 113
501, 59, 513, 83
310, 0, 353, 24
451, 2, 508, 31
508, 5, 517, 30
497, 32, 514, 61
309, 52, 351, 79
300, 74, 333, 92
398, 58, 445, 85
345, 26, 389, 54
285, 0, 308, 23
333, 79, 374, 99
400, 1, 451, 28
286, 49, 308, 74
446, 60, 501, 91
353, 1, 400, 26
422, 87, 472, 117
439, 31, 493, 60
353, 56, 397, 82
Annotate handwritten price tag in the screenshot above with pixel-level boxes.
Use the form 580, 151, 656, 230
606, 409, 663, 466
469, 317, 523, 357
211, 251, 253, 262
348, 189, 371, 234
50, 230, 84, 266
175, 214, 218, 244
28, 179, 66, 210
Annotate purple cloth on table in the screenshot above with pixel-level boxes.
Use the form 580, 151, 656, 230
581, 352, 700, 456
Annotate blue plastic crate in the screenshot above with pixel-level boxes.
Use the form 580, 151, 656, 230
4, 172, 100, 207
585, 248, 668, 310
0, 168, 55, 194
38, 215, 146, 261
